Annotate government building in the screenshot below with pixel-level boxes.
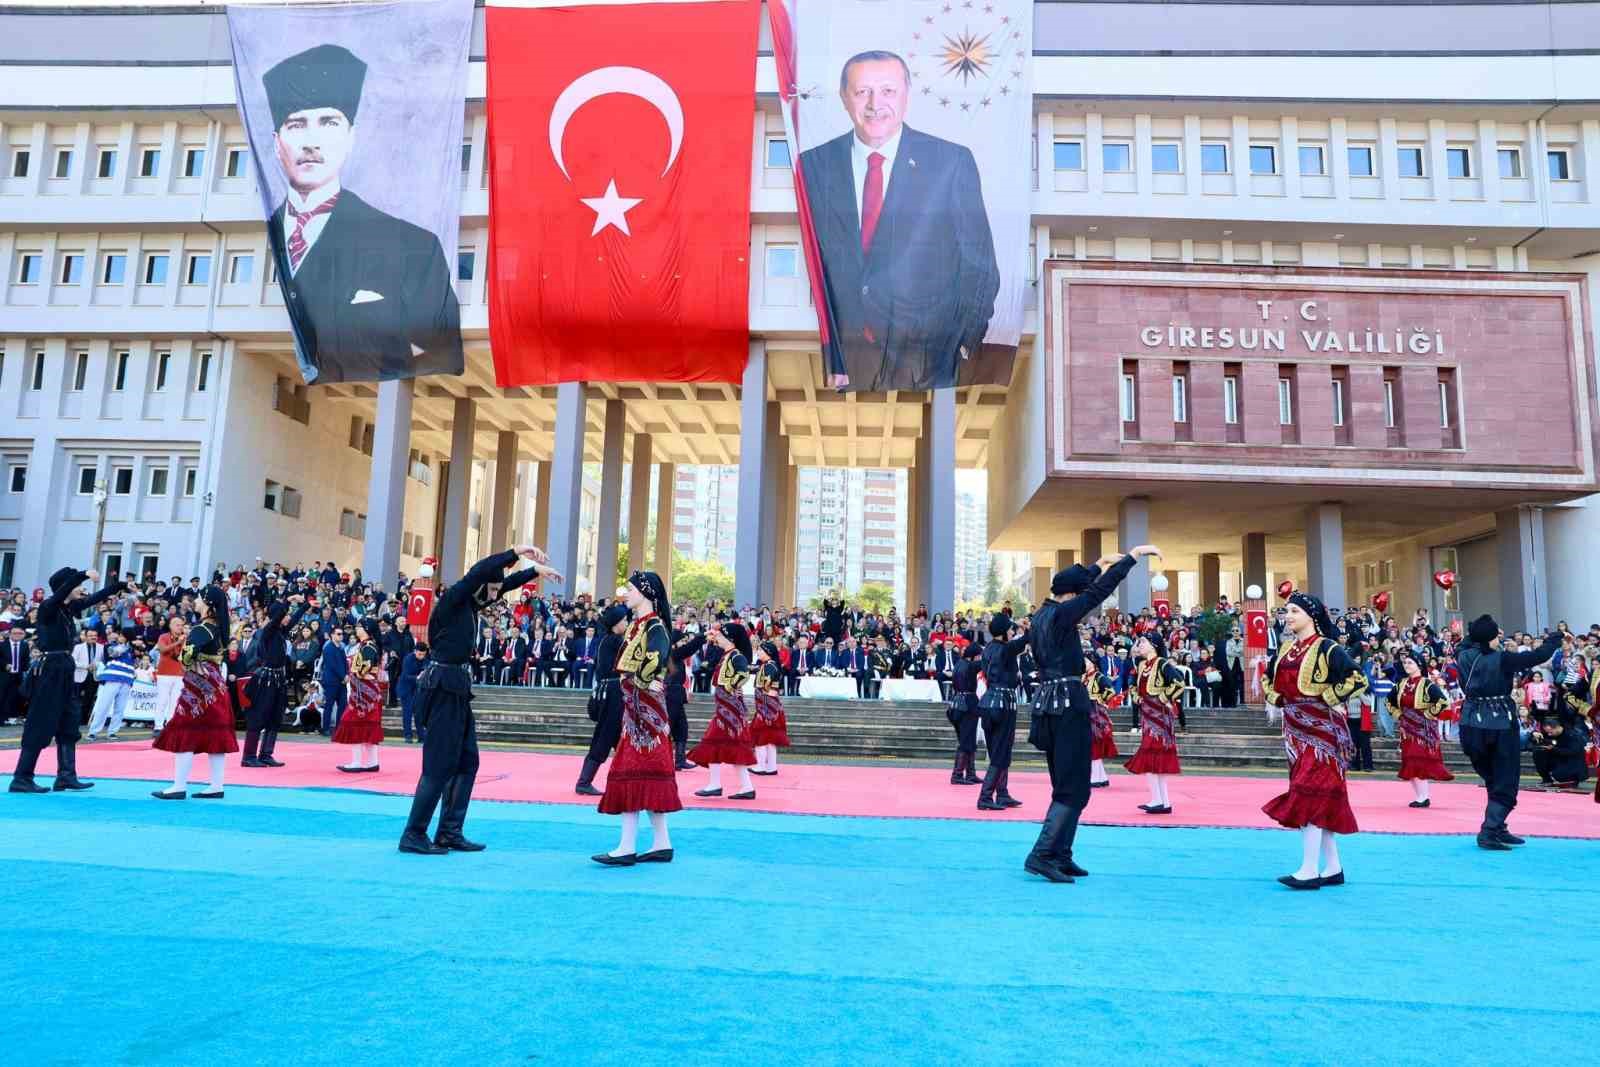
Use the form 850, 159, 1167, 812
2, 0, 1598, 633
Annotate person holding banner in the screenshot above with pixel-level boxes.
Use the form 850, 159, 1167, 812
1122, 632, 1187, 815
1261, 592, 1368, 890
1392, 654, 1455, 808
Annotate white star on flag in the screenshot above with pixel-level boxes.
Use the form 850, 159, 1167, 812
580, 179, 643, 236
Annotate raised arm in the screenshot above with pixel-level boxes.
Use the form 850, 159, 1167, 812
1057, 554, 1140, 628
78, 579, 127, 617
1500, 631, 1562, 674
438, 549, 520, 613
38, 569, 89, 621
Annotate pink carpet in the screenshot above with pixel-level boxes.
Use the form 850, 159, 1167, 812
9, 740, 1598, 838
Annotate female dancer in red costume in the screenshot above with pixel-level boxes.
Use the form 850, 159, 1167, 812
1262, 591, 1368, 890
594, 571, 681, 866
334, 622, 386, 773
750, 640, 790, 776
1084, 658, 1119, 788
151, 586, 238, 800
1122, 631, 1186, 813
688, 622, 758, 799
1393, 653, 1454, 807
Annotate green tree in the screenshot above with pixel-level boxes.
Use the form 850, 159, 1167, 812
983, 559, 1000, 604
856, 582, 894, 615
615, 543, 629, 587
672, 555, 735, 607
1195, 609, 1233, 647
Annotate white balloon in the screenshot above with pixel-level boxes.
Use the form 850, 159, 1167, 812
1151, 575, 1170, 592
1245, 584, 1263, 600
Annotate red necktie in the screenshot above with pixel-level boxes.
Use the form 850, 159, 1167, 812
860, 152, 885, 252
286, 194, 340, 272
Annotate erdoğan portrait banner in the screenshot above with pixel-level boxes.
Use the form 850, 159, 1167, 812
770, 0, 1034, 392
486, 0, 762, 386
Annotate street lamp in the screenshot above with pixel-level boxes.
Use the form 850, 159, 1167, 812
91, 479, 109, 571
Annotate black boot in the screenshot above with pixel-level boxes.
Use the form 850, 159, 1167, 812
961, 752, 981, 785
259, 730, 285, 767
1024, 802, 1075, 882
52, 743, 94, 791
1477, 800, 1512, 851
399, 776, 449, 854
434, 774, 485, 851
977, 762, 1004, 810
674, 739, 695, 771
575, 758, 603, 796
950, 753, 965, 785
242, 728, 265, 768
1049, 801, 1085, 875
10, 744, 49, 793
996, 768, 1023, 808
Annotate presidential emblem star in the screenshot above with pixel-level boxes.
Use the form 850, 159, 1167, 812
580, 179, 643, 236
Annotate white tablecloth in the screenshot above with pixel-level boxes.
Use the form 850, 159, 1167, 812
798, 676, 859, 700
879, 678, 945, 703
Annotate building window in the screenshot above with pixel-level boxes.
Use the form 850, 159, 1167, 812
143, 254, 169, 285
195, 350, 212, 392
1497, 147, 1523, 179
182, 467, 198, 497
29, 351, 45, 390
1151, 142, 1181, 173
97, 148, 117, 178
1547, 149, 1571, 181
102, 253, 126, 285
53, 148, 73, 179
1119, 373, 1137, 423
1171, 374, 1188, 423
766, 244, 799, 278
227, 253, 253, 284
281, 489, 303, 518
1223, 375, 1239, 424
1249, 144, 1277, 175
154, 351, 171, 391
1398, 145, 1425, 177
456, 251, 475, 282
225, 147, 247, 178
149, 467, 169, 497
58, 254, 84, 285
185, 253, 211, 285
71, 351, 88, 392
1298, 143, 1326, 176
1379, 559, 1396, 584
1200, 142, 1229, 173
1446, 146, 1472, 179
1102, 141, 1132, 173
112, 467, 133, 495
765, 136, 791, 169
264, 480, 281, 511
1331, 378, 1346, 427
77, 467, 97, 495
139, 148, 160, 177
182, 147, 205, 178
7, 466, 25, 493
15, 253, 42, 285
1277, 378, 1294, 425
460, 141, 472, 175
1383, 379, 1396, 428
1347, 145, 1375, 177
1052, 139, 1084, 171
113, 351, 129, 391
9, 149, 29, 178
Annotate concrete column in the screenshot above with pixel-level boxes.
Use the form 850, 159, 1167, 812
1496, 505, 1549, 633
927, 388, 957, 614
1032, 566, 1051, 606
1054, 549, 1075, 571
532, 460, 551, 548
1200, 552, 1222, 606
772, 456, 796, 606
1242, 532, 1267, 599
734, 341, 769, 608
439, 397, 476, 579
593, 399, 625, 598
654, 462, 675, 588
907, 442, 926, 613
488, 430, 517, 552
1117, 497, 1150, 613
626, 433, 652, 574
758, 401, 784, 603
361, 377, 412, 588
1305, 502, 1346, 611
1080, 528, 1103, 567
545, 382, 588, 599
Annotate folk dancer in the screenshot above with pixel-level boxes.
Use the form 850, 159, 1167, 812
665, 629, 706, 771
977, 614, 1028, 811
751, 641, 791, 776
1392, 654, 1454, 808
241, 594, 309, 768
1123, 631, 1187, 815
151, 586, 239, 800
574, 604, 630, 796
948, 643, 983, 785
1083, 658, 1120, 788
333, 622, 386, 772
688, 622, 758, 800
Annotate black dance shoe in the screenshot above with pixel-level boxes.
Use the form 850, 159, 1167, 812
1315, 871, 1346, 887
999, 795, 1023, 808
977, 796, 1005, 811
1090, 781, 1111, 788
241, 757, 266, 768
1476, 830, 1512, 851
259, 756, 285, 768
591, 852, 637, 866
337, 765, 363, 774
399, 831, 449, 855
729, 790, 756, 800
638, 848, 674, 863
1277, 875, 1321, 890
434, 832, 486, 852
694, 787, 723, 797
1024, 852, 1074, 883
1056, 858, 1089, 877
1408, 799, 1431, 809
1139, 804, 1173, 815
194, 790, 224, 800
151, 789, 186, 800
574, 783, 602, 796
10, 776, 49, 794
1496, 827, 1526, 846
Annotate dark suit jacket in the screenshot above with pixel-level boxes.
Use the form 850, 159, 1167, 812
798, 125, 1000, 390
268, 189, 464, 384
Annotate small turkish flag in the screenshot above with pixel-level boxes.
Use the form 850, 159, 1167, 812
406, 588, 434, 628
1245, 609, 1269, 650
486, 0, 761, 386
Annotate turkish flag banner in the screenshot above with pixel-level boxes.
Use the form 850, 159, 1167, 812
486, 0, 761, 386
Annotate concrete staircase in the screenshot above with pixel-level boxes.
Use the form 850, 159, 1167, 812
383, 686, 1484, 774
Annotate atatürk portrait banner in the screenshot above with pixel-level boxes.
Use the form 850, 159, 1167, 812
226, 0, 471, 385
770, 0, 1033, 392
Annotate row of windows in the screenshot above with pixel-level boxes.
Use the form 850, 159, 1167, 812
1053, 138, 1575, 181
12, 249, 262, 288
7, 144, 248, 182
263, 479, 303, 519
6, 459, 197, 498
0, 348, 210, 394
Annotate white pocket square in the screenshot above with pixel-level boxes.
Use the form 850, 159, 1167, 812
351, 289, 384, 305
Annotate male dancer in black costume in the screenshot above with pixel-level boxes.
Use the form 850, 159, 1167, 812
242, 593, 310, 768
9, 567, 126, 793
665, 629, 706, 771
977, 613, 1029, 811
1024, 544, 1162, 882
574, 603, 630, 796
398, 546, 555, 854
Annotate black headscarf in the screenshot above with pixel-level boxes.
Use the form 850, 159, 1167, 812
760, 640, 780, 662
628, 571, 672, 629
1287, 591, 1337, 640
1139, 630, 1168, 660
719, 620, 753, 662
201, 585, 231, 646
1050, 563, 1100, 596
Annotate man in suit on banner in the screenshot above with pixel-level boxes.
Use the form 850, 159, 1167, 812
263, 44, 463, 385
800, 50, 1000, 392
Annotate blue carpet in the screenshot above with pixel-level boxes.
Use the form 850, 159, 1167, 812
3, 779, 1595, 1067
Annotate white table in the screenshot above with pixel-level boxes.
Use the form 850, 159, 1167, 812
879, 678, 945, 703
798, 676, 859, 700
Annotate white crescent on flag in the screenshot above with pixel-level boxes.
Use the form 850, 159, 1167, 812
548, 65, 684, 180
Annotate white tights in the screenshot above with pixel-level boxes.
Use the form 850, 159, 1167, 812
345, 744, 379, 769
1293, 825, 1343, 880
755, 744, 779, 772
706, 763, 754, 794
609, 811, 673, 857
170, 752, 226, 794
1143, 773, 1170, 807
1090, 759, 1108, 785
1408, 778, 1431, 802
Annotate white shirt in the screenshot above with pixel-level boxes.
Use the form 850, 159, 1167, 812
284, 180, 342, 276
849, 126, 903, 229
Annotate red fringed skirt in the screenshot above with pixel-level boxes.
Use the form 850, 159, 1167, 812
751, 690, 791, 747
332, 671, 386, 746
688, 687, 758, 767
1396, 737, 1454, 782
599, 681, 682, 815
1263, 749, 1359, 834
153, 661, 239, 755
1123, 697, 1180, 775
1090, 703, 1120, 760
